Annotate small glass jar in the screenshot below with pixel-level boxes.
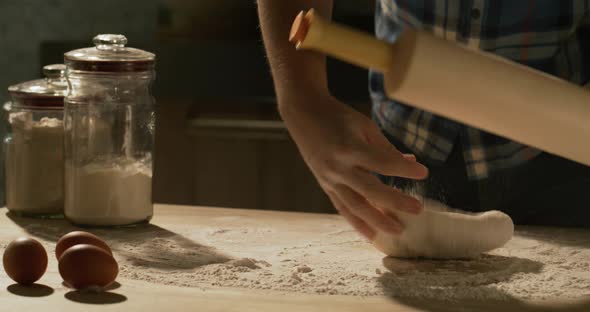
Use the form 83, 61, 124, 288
4, 64, 67, 218
63, 34, 156, 227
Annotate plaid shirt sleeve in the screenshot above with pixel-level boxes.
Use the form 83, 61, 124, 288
370, 0, 590, 180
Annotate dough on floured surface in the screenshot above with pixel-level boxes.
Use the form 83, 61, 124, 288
372, 199, 514, 259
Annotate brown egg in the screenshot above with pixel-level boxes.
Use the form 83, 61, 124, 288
58, 244, 118, 289
55, 231, 112, 260
3, 237, 48, 285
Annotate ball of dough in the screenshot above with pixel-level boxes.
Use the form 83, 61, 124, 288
372, 199, 514, 259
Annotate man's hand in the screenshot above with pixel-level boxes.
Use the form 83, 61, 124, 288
280, 91, 429, 239
258, 0, 427, 239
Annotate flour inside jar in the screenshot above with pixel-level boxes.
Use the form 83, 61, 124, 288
64, 160, 153, 226
5, 113, 64, 216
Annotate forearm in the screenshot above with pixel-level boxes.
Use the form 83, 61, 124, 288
257, 0, 333, 110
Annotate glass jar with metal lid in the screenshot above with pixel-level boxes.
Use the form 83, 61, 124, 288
63, 34, 156, 226
5, 64, 67, 218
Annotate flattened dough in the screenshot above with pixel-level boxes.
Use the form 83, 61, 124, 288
373, 199, 514, 259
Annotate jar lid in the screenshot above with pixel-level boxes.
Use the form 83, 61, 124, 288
7, 64, 68, 107
64, 34, 155, 72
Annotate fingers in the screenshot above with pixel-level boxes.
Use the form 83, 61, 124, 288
329, 194, 376, 240
345, 169, 422, 214
333, 184, 403, 234
359, 126, 428, 178
347, 147, 429, 180
403, 153, 416, 162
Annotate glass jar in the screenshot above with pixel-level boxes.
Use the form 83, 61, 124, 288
4, 64, 67, 218
63, 34, 156, 227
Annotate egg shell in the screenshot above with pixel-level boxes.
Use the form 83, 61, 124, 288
58, 244, 118, 290
3, 237, 48, 285
55, 231, 112, 260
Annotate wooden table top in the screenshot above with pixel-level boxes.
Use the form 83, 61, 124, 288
0, 204, 588, 312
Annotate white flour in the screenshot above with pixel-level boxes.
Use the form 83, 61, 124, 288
5, 113, 64, 215
12, 213, 590, 302
64, 161, 152, 226
114, 225, 590, 301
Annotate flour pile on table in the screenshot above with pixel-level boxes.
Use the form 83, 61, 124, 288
114, 224, 589, 301
13, 215, 590, 301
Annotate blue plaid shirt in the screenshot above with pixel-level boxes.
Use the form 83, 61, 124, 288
370, 0, 590, 179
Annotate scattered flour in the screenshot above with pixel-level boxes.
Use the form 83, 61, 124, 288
9, 214, 590, 302
114, 226, 590, 301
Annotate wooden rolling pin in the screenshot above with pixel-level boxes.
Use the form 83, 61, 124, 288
290, 9, 590, 167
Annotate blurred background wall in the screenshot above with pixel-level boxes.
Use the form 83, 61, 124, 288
0, 0, 374, 213
0, 0, 158, 103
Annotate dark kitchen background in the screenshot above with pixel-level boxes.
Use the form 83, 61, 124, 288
0, 0, 375, 213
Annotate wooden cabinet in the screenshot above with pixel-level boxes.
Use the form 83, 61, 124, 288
190, 128, 332, 213
153, 101, 333, 213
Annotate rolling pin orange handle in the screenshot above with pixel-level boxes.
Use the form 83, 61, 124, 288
290, 9, 392, 73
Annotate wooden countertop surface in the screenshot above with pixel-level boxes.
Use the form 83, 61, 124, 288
0, 204, 589, 312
